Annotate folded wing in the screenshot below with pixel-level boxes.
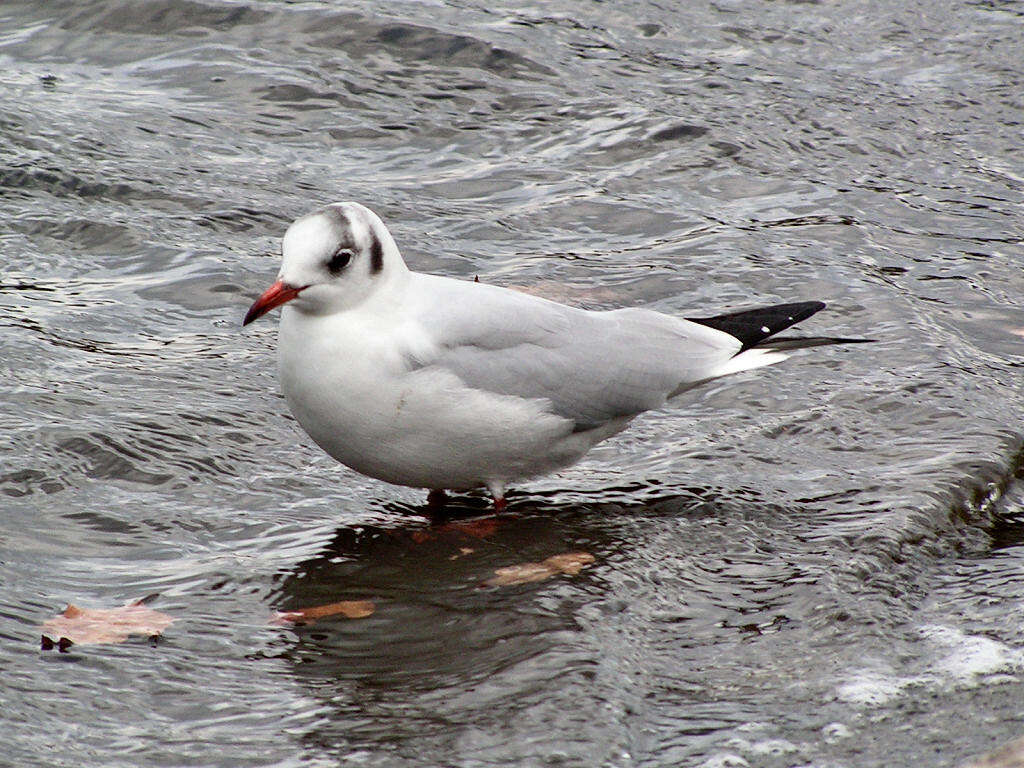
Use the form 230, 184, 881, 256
404, 276, 745, 431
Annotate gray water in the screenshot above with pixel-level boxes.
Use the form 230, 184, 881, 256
2, 1, 1024, 766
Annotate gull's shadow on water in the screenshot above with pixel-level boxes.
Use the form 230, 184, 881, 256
266, 484, 789, 666
264, 485, 812, 758
271, 485, 742, 614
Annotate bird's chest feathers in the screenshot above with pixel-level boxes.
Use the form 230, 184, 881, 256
274, 306, 572, 488
277, 310, 438, 443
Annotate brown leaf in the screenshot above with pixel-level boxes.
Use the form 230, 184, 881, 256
271, 600, 375, 626
486, 562, 556, 586
543, 551, 596, 575
41, 600, 174, 648
411, 516, 504, 544
449, 546, 476, 561
960, 734, 1024, 768
485, 551, 595, 587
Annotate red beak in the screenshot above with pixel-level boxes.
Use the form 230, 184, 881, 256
243, 280, 305, 326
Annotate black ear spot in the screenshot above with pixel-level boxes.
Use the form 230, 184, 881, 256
369, 234, 383, 275
327, 248, 353, 275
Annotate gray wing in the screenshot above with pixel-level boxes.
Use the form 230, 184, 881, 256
406, 275, 741, 431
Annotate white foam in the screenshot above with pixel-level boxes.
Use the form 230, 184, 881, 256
699, 754, 750, 768
835, 624, 1024, 710
835, 670, 914, 706
920, 624, 1024, 680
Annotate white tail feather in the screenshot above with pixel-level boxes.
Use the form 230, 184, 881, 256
708, 348, 791, 379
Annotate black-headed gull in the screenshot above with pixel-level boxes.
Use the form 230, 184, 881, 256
244, 202, 864, 508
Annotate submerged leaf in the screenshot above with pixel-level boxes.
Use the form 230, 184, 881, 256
40, 600, 174, 649
411, 516, 503, 544
271, 600, 376, 626
449, 546, 476, 561
961, 734, 1024, 768
485, 551, 595, 587
543, 552, 596, 576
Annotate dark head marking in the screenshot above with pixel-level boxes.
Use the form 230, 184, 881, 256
324, 205, 346, 224
327, 204, 383, 275
323, 205, 353, 240
369, 234, 383, 275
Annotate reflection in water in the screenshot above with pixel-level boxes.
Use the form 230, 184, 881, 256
267, 491, 852, 762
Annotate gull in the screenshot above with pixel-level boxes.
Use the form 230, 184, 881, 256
244, 202, 864, 508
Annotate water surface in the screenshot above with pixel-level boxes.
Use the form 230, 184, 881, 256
2, 1, 1024, 766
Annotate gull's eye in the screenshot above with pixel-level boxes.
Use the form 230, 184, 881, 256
327, 248, 353, 275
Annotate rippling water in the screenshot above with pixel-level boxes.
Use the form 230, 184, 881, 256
3, 0, 1024, 765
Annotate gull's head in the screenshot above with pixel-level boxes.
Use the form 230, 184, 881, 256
243, 202, 405, 325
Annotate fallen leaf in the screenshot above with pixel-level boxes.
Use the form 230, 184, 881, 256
41, 600, 174, 649
449, 546, 476, 561
448, 518, 503, 539
960, 734, 1024, 767
487, 562, 555, 586
543, 551, 596, 576
485, 551, 596, 587
271, 599, 375, 626
411, 516, 503, 544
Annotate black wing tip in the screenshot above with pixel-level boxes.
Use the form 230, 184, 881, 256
771, 300, 826, 322
687, 300, 832, 351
